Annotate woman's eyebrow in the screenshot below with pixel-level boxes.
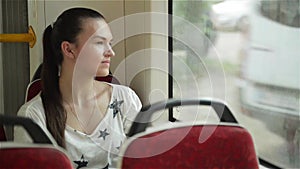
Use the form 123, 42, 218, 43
92, 35, 113, 42
92, 35, 106, 40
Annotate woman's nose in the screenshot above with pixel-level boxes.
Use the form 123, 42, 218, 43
104, 47, 115, 58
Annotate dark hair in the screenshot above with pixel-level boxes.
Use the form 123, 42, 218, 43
41, 7, 105, 148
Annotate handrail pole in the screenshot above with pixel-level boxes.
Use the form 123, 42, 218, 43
0, 26, 36, 48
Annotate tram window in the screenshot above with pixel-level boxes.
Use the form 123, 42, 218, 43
261, 0, 300, 27
172, 0, 300, 168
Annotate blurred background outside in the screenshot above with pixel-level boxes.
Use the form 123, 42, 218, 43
171, 0, 300, 168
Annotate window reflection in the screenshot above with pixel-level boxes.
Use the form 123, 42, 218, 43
261, 0, 300, 27
173, 0, 300, 168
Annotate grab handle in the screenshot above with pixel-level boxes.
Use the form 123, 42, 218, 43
0, 26, 36, 48
128, 98, 238, 137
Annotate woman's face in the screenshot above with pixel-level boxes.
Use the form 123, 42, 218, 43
73, 18, 115, 78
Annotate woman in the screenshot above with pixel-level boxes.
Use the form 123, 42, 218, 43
14, 7, 142, 169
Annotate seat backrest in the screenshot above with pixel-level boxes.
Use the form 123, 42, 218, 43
25, 75, 120, 102
25, 79, 42, 102
119, 124, 259, 169
0, 144, 73, 169
0, 125, 6, 141
0, 115, 73, 168
95, 74, 120, 85
26, 63, 120, 102
119, 99, 258, 169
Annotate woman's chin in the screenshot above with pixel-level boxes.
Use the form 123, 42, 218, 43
96, 70, 109, 77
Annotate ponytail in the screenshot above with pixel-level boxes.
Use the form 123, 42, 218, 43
41, 25, 66, 148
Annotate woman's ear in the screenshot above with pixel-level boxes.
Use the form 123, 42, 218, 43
61, 41, 76, 59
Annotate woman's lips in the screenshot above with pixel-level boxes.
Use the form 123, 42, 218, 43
101, 60, 110, 66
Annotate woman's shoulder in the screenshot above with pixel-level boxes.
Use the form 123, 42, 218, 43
110, 84, 142, 109
17, 94, 45, 119
111, 84, 138, 98
111, 83, 131, 91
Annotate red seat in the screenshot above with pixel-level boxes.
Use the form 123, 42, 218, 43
25, 75, 120, 102
95, 74, 120, 85
0, 144, 73, 169
120, 124, 259, 169
25, 79, 42, 102
0, 125, 6, 141
0, 115, 73, 168
26, 63, 120, 102
119, 99, 259, 169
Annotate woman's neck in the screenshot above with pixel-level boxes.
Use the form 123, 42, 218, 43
59, 72, 112, 134
59, 74, 96, 105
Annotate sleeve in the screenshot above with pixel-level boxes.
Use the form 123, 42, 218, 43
14, 105, 34, 143
14, 102, 58, 145
122, 88, 142, 134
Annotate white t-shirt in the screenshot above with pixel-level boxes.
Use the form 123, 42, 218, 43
14, 84, 142, 169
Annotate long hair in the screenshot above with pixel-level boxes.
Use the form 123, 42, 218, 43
41, 8, 105, 148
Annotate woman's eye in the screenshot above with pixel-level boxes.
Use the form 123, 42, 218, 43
96, 41, 104, 45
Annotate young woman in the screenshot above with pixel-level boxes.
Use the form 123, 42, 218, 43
14, 7, 142, 169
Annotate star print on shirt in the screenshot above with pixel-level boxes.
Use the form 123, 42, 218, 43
98, 128, 110, 140
102, 163, 109, 169
74, 155, 88, 169
116, 141, 122, 150
109, 99, 124, 118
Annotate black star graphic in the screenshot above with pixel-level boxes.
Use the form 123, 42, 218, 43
102, 163, 109, 169
116, 141, 122, 150
98, 128, 109, 140
109, 99, 124, 118
74, 155, 88, 169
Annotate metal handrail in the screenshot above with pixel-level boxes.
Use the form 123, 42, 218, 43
0, 25, 36, 48
0, 114, 52, 144
127, 98, 238, 137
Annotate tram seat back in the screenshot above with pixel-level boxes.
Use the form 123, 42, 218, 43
119, 99, 259, 169
0, 144, 73, 169
25, 75, 120, 102
0, 125, 6, 141
0, 115, 73, 169
95, 74, 120, 85
25, 79, 42, 102
26, 63, 120, 102
119, 124, 259, 169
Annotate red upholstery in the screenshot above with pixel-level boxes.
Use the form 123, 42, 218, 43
25, 79, 42, 102
0, 125, 6, 141
95, 74, 120, 85
0, 146, 73, 169
26, 75, 120, 102
120, 125, 259, 169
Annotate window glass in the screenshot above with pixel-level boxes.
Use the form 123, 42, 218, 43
261, 0, 300, 27
173, 0, 300, 168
